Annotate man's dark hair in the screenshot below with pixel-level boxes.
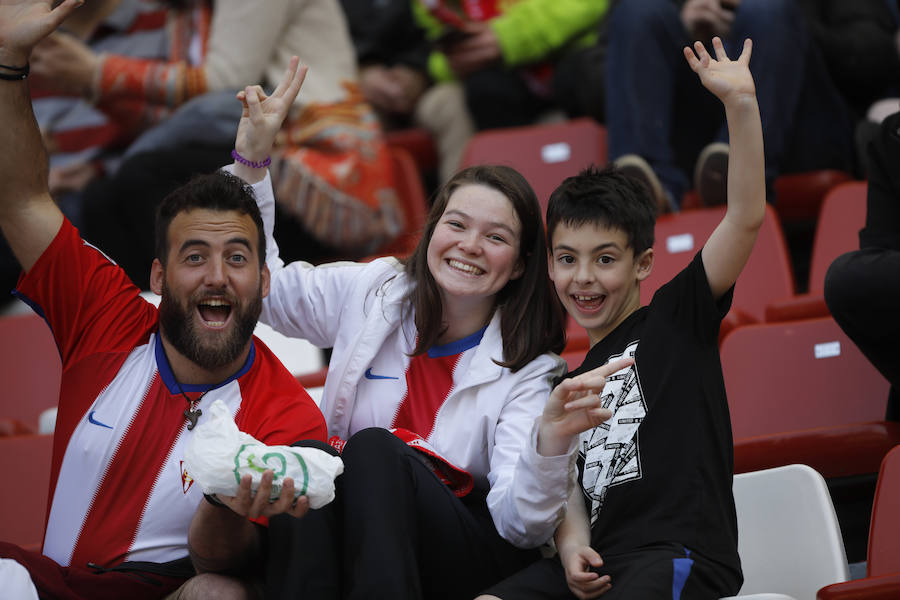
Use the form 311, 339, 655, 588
155, 171, 266, 267
547, 164, 658, 255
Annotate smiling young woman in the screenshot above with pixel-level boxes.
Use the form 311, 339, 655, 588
252, 164, 569, 599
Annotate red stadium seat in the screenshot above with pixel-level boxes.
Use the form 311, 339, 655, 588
721, 317, 897, 478
0, 433, 53, 551
773, 169, 855, 225
766, 181, 867, 322
817, 445, 900, 599
460, 118, 608, 214
0, 312, 61, 433
296, 366, 328, 390
644, 204, 794, 341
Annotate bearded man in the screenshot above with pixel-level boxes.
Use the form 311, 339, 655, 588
0, 2, 324, 599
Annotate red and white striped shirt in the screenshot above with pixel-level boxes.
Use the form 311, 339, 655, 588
15, 219, 326, 569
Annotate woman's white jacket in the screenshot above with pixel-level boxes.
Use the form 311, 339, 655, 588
245, 170, 572, 549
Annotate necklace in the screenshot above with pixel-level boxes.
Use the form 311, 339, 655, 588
174, 382, 206, 430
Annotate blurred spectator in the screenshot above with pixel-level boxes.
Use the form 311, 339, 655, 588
340, 0, 475, 183
798, 0, 900, 176
29, 0, 173, 213
33, 0, 400, 289
825, 110, 900, 422
416, 0, 610, 130
603, 0, 855, 211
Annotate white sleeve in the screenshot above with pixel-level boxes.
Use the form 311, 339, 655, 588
222, 163, 363, 348
486, 353, 574, 548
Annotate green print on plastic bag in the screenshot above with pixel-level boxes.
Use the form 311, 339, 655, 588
232, 444, 310, 497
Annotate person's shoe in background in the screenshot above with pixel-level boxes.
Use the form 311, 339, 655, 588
614, 154, 673, 214
694, 142, 729, 206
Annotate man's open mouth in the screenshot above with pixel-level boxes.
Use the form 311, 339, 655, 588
197, 298, 232, 328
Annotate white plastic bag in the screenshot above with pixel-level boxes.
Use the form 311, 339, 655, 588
184, 400, 343, 509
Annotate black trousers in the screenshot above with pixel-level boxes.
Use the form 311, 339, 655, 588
482, 542, 742, 600
265, 427, 539, 600
824, 111, 900, 421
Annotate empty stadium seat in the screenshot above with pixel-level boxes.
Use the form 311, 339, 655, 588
817, 445, 900, 599
645, 204, 794, 341
460, 117, 608, 212
773, 170, 855, 225
721, 317, 898, 478
0, 313, 61, 434
722, 464, 849, 600
0, 433, 53, 551
680, 170, 853, 217
766, 181, 867, 322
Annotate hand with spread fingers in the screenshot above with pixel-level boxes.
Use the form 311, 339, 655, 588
0, 0, 84, 66
683, 36, 755, 107
537, 356, 634, 457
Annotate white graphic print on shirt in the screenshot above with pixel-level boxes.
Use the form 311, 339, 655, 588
579, 341, 644, 524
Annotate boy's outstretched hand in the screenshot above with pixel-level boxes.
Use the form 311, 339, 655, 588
684, 36, 755, 107
538, 356, 634, 457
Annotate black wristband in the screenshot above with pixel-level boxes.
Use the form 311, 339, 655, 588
0, 62, 29, 81
203, 493, 228, 508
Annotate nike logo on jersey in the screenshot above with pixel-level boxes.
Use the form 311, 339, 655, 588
364, 368, 399, 380
88, 410, 113, 429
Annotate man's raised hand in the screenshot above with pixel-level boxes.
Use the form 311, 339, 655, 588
0, 0, 83, 66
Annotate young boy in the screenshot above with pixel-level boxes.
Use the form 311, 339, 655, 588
477, 37, 765, 599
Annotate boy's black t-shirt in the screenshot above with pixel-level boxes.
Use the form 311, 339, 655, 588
565, 251, 741, 575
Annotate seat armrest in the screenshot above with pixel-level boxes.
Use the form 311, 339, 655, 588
817, 572, 900, 599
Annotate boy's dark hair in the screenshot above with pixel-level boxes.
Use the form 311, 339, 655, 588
403, 164, 565, 371
155, 171, 266, 267
546, 164, 658, 254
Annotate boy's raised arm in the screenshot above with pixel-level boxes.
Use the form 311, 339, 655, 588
0, 0, 82, 272
686, 37, 766, 300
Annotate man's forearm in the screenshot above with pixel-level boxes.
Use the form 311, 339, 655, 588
188, 500, 264, 574
0, 76, 49, 216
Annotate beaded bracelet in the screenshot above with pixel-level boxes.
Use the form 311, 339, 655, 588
231, 148, 271, 169
0, 62, 29, 81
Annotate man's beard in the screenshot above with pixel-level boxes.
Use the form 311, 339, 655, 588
158, 281, 263, 372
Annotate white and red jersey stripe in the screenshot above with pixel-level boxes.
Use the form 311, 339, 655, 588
15, 219, 326, 569
354, 326, 486, 442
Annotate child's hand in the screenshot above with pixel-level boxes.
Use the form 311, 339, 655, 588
684, 36, 755, 107
537, 357, 634, 456
560, 544, 612, 599
233, 56, 307, 171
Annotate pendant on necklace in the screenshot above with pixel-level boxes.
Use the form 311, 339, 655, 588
184, 407, 202, 430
